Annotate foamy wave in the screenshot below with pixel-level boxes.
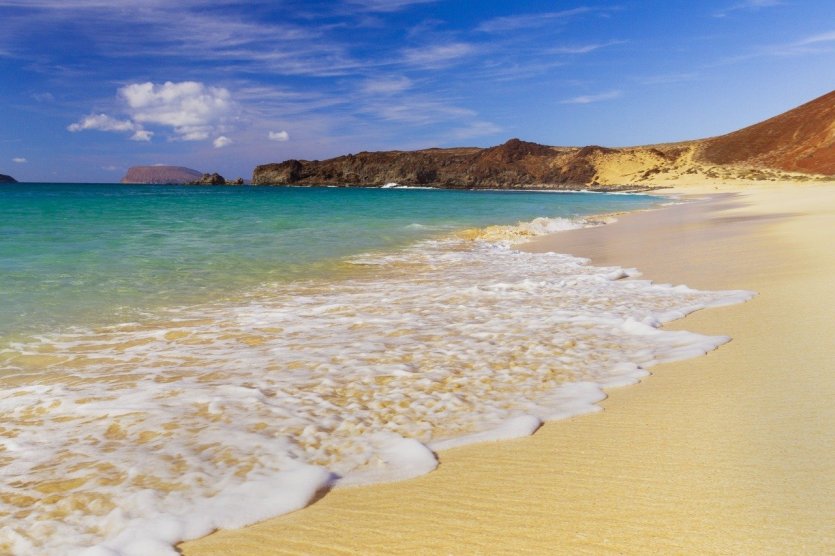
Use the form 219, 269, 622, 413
457, 215, 612, 244
0, 235, 753, 555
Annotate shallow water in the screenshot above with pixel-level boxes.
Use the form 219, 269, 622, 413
0, 184, 753, 555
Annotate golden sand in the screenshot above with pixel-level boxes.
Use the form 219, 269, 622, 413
182, 181, 835, 555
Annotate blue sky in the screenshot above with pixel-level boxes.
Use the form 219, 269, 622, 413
1, 0, 833, 182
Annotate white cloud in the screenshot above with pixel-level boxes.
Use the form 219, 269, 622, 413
560, 90, 622, 104
120, 81, 235, 141
68, 113, 136, 132
12, 157, 27, 163
130, 130, 154, 141
268, 130, 290, 142
69, 81, 236, 143
213, 135, 232, 148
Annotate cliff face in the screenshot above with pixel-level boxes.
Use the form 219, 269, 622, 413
0, 173, 17, 183
253, 89, 835, 188
121, 166, 202, 184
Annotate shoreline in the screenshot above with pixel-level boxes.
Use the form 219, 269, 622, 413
181, 180, 835, 555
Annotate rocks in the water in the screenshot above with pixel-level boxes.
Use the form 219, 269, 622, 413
192, 172, 226, 185
0, 173, 17, 183
121, 166, 202, 184
188, 174, 246, 185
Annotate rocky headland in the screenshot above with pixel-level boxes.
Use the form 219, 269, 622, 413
0, 173, 17, 183
253, 89, 835, 189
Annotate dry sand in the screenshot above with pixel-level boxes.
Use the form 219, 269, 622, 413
181, 181, 835, 555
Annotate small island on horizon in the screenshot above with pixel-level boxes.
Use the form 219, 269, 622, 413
0, 173, 17, 183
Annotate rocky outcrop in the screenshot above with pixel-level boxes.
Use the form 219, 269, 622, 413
191, 173, 227, 185
188, 173, 246, 185
253, 90, 835, 189
121, 166, 202, 184
0, 173, 17, 183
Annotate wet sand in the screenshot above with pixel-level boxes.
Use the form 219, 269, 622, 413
181, 182, 835, 555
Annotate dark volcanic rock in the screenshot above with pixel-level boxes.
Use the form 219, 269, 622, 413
0, 173, 17, 183
190, 172, 227, 185
121, 166, 202, 184
252, 139, 608, 188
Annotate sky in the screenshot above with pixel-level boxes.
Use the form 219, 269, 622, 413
0, 0, 833, 182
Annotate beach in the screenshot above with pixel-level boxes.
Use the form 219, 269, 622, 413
181, 181, 835, 555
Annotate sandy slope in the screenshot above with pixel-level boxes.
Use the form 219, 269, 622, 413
181, 181, 835, 555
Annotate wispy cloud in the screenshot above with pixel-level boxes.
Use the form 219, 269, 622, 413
402, 42, 477, 68
0, 1, 361, 78
367, 99, 476, 125
560, 90, 622, 104
268, 130, 290, 142
449, 121, 502, 140
361, 76, 413, 94
476, 8, 592, 33
718, 29, 835, 63
796, 30, 835, 46
345, 0, 436, 12
12, 157, 27, 163
714, 0, 782, 18
637, 72, 699, 85
548, 40, 625, 55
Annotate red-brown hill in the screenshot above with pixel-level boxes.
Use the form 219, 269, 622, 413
699, 90, 835, 175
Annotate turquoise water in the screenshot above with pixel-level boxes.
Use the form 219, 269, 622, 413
0, 183, 660, 339
0, 183, 760, 555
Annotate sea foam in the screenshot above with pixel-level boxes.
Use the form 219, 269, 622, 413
0, 215, 753, 555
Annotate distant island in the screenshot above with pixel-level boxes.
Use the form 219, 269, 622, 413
121, 166, 244, 185
253, 89, 834, 189
121, 166, 203, 184
0, 173, 17, 183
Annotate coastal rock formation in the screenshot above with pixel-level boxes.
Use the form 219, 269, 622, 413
253, 139, 635, 189
121, 166, 202, 184
188, 173, 246, 185
253, 89, 835, 189
0, 173, 17, 183
191, 173, 227, 185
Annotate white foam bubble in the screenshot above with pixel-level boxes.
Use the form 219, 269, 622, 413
0, 219, 754, 555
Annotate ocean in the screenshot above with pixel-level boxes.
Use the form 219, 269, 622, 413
0, 184, 751, 555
